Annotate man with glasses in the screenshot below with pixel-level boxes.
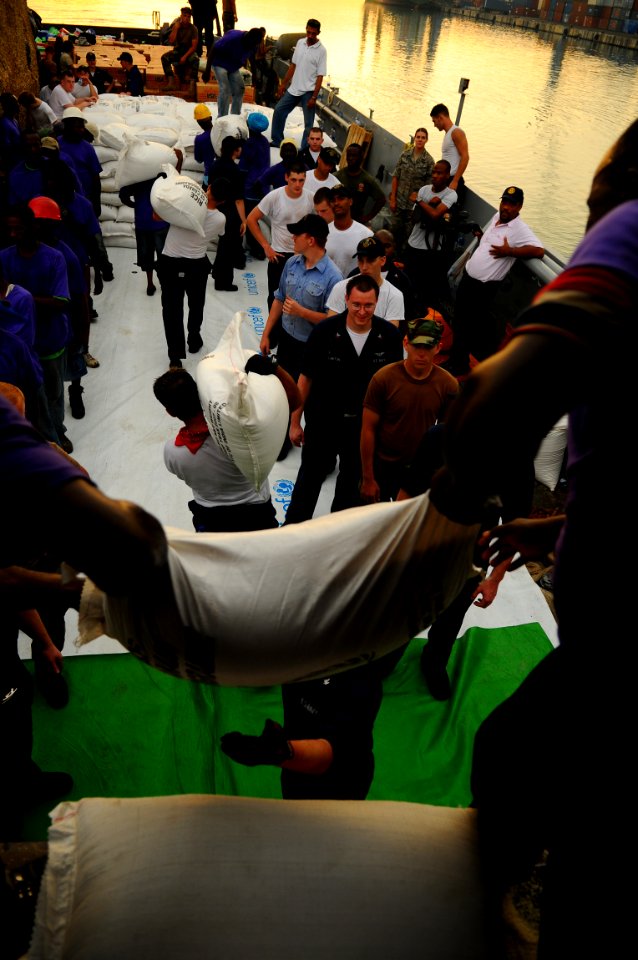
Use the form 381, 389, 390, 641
284, 274, 402, 523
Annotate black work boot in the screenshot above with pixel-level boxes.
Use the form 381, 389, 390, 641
68, 382, 85, 419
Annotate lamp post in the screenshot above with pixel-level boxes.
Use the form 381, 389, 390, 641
456, 77, 470, 126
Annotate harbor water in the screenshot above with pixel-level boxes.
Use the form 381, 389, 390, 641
33, 0, 638, 260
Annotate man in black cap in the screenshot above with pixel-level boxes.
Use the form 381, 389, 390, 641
116, 52, 145, 97
284, 273, 402, 522
445, 186, 544, 376
85, 51, 114, 95
325, 235, 404, 327
260, 213, 342, 460
303, 145, 340, 196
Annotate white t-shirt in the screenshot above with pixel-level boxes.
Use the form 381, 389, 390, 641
407, 185, 458, 251
162, 208, 226, 259
289, 38, 328, 96
31, 100, 57, 132
326, 220, 373, 276
164, 435, 270, 507
48, 85, 77, 120
73, 80, 92, 98
346, 327, 371, 356
257, 187, 314, 253
303, 169, 339, 196
465, 213, 543, 283
327, 275, 404, 323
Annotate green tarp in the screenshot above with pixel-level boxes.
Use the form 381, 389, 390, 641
26, 624, 552, 839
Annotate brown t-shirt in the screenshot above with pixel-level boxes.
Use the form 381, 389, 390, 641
363, 361, 458, 464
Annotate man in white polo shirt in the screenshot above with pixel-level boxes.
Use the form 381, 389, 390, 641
446, 185, 544, 376
270, 18, 327, 150
326, 235, 404, 327
246, 160, 314, 311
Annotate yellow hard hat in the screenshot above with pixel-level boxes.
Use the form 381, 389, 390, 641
194, 103, 212, 120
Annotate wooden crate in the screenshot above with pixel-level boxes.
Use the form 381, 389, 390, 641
195, 82, 255, 104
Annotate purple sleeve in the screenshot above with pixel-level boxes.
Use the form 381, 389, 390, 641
568, 200, 638, 279
0, 395, 88, 495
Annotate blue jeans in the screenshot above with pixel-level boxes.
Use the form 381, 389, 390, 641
213, 65, 245, 116
270, 90, 316, 149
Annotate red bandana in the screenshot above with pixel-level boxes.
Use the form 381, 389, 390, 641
175, 413, 210, 454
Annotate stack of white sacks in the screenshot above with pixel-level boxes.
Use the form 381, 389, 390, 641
83, 96, 332, 248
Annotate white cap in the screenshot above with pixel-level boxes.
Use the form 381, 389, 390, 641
63, 106, 87, 121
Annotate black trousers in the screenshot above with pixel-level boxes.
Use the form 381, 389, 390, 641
158, 254, 210, 363
448, 271, 503, 372
404, 246, 452, 316
284, 414, 363, 524
188, 499, 279, 533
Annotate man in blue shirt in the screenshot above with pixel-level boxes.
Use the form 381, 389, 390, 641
204, 26, 262, 116
259, 212, 342, 460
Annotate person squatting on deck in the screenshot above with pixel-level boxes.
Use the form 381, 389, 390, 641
161, 7, 200, 90
270, 19, 327, 151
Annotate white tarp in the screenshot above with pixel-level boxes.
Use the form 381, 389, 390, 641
79, 496, 479, 686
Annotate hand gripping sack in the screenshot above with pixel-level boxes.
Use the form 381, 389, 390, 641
150, 164, 208, 237
196, 313, 288, 490
210, 114, 249, 157
115, 135, 179, 190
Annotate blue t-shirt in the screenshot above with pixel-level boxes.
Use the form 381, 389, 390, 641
0, 243, 70, 356
119, 179, 169, 232
194, 130, 216, 180
0, 394, 89, 565
8, 162, 45, 204
56, 137, 102, 199
0, 325, 44, 394
239, 132, 271, 197
2, 285, 36, 347
211, 30, 256, 72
